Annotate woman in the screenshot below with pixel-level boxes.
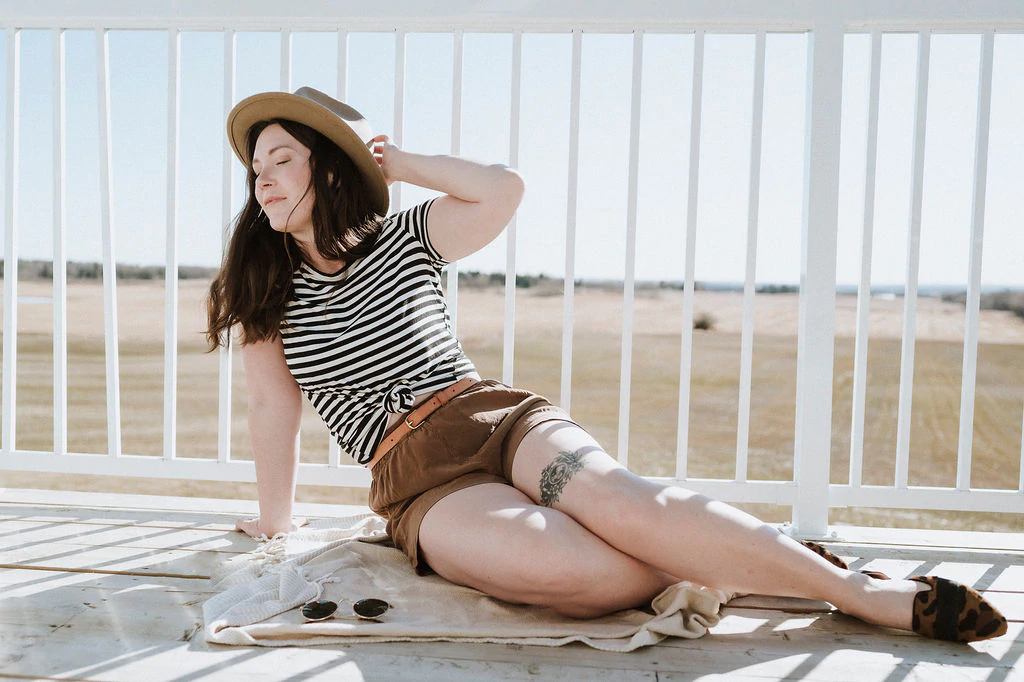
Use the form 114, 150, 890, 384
207, 86, 1006, 643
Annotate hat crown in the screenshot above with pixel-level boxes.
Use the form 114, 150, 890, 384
292, 86, 374, 144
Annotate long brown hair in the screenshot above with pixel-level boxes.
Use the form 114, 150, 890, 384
206, 119, 383, 349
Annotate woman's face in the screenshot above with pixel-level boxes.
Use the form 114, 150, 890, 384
251, 123, 315, 237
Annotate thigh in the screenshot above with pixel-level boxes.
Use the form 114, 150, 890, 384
509, 419, 661, 513
417, 483, 674, 619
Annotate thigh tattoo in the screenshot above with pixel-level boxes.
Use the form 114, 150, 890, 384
538, 449, 586, 507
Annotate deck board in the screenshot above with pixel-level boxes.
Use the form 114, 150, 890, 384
1, 490, 1021, 681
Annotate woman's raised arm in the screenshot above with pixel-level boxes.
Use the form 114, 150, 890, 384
237, 335, 304, 538
371, 135, 525, 262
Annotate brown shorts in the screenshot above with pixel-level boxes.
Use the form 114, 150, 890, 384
367, 379, 574, 574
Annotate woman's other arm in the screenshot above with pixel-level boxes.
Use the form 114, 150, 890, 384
371, 135, 525, 262
236, 335, 304, 538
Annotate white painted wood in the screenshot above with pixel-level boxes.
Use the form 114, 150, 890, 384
217, 29, 235, 464
1, 6, 1022, 528
676, 30, 704, 480
560, 29, 582, 413
615, 30, 644, 466
0, 519, 249, 558
0, 494, 1020, 682
894, 30, 930, 490
956, 30, 995, 492
0, 489, 368, 521
849, 29, 883, 489
445, 30, 464, 333
392, 29, 405, 212
735, 31, 766, 483
281, 27, 291, 90
96, 28, 122, 458
52, 28, 69, 456
502, 30, 523, 387
791, 8, 844, 536
336, 28, 348, 101
830, 483, 1024, 514
0, 449, 373, 487
2, 27, 20, 454
2, 0, 1023, 30
163, 28, 181, 461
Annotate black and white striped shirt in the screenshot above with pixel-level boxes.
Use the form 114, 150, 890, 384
280, 198, 477, 465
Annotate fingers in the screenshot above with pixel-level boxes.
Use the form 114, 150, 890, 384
234, 516, 309, 538
235, 517, 261, 537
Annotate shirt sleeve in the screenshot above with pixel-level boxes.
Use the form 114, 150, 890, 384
390, 197, 446, 269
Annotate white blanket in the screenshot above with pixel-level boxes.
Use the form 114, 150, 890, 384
203, 513, 728, 652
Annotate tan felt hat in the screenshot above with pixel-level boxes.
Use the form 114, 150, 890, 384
227, 86, 390, 216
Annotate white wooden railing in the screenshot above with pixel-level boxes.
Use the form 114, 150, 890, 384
1, 1, 1022, 536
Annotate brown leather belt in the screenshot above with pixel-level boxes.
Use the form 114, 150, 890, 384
367, 377, 478, 470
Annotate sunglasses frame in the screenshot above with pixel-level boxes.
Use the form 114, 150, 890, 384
301, 597, 392, 622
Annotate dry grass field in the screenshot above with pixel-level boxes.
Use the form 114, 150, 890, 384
2, 278, 1022, 532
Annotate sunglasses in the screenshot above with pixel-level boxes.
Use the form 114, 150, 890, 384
301, 598, 392, 622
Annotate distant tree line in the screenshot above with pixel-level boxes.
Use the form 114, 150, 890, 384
942, 290, 1024, 321
0, 260, 217, 281
3, 260, 1021, 321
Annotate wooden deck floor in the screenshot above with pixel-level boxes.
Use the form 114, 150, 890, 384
0, 488, 1021, 681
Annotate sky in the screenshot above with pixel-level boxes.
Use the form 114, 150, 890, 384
2, 29, 1022, 287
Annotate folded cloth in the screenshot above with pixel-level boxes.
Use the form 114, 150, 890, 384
203, 512, 728, 652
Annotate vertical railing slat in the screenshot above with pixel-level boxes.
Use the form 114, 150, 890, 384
792, 12, 843, 536
281, 28, 291, 91
2, 27, 20, 454
735, 31, 766, 483
560, 29, 582, 412
217, 29, 235, 464
956, 29, 995, 492
53, 28, 68, 455
163, 28, 181, 461
849, 30, 883, 488
96, 28, 122, 458
502, 30, 523, 387
328, 29, 348, 467
894, 30, 931, 490
676, 30, 704, 480
392, 29, 405, 212
615, 30, 643, 466
446, 30, 463, 333
1019, 405, 1024, 493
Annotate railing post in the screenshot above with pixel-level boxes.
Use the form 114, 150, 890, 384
792, 9, 844, 537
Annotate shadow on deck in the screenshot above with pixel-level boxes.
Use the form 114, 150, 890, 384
0, 489, 1021, 681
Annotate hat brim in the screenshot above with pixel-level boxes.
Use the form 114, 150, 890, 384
227, 91, 390, 216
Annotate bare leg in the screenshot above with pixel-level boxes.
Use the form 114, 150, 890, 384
509, 421, 925, 631
418, 483, 678, 618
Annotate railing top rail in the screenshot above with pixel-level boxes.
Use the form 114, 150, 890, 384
1, 0, 1023, 30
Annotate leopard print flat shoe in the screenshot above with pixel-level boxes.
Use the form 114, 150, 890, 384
800, 540, 849, 569
910, 575, 1008, 643
799, 540, 892, 580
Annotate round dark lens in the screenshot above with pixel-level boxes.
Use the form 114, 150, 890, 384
353, 598, 390, 619
301, 599, 339, 621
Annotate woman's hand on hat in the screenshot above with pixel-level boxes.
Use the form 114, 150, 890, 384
369, 134, 400, 186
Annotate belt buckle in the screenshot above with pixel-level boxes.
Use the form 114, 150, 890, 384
404, 414, 423, 430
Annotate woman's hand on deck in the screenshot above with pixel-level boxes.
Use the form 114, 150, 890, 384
235, 516, 308, 539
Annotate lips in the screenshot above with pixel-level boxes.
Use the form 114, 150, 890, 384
263, 196, 285, 207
